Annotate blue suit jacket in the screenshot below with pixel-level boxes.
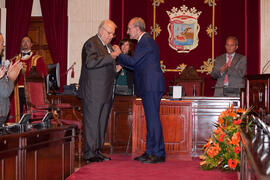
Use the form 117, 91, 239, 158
117, 33, 165, 97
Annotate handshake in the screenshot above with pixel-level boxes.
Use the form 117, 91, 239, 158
110, 45, 123, 72
110, 45, 122, 59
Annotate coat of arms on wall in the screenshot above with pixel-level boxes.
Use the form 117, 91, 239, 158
167, 5, 202, 53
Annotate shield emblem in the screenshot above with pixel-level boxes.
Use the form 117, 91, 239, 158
167, 6, 201, 53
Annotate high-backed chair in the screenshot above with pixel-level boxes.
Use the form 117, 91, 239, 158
173, 66, 205, 96
24, 67, 54, 120
24, 67, 83, 158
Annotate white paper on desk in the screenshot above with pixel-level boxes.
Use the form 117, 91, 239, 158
173, 86, 182, 99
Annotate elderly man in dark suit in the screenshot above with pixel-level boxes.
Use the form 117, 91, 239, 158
114, 17, 166, 163
211, 36, 247, 97
78, 20, 121, 163
0, 33, 22, 126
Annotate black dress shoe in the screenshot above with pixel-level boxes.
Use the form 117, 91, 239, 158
96, 151, 111, 161
141, 155, 165, 164
134, 152, 149, 161
85, 156, 103, 163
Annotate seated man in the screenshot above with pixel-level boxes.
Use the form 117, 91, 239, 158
211, 36, 247, 97
0, 33, 22, 126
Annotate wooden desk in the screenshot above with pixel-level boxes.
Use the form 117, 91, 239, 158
47, 95, 241, 158
0, 125, 76, 180
240, 123, 270, 180
132, 99, 193, 160
182, 96, 240, 156
106, 96, 136, 152
48, 94, 82, 120
48, 95, 136, 153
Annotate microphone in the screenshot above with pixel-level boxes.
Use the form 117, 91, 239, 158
62, 62, 76, 78
262, 60, 270, 74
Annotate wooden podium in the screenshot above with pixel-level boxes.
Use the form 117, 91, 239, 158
132, 99, 192, 160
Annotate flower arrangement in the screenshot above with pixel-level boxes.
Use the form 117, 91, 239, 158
200, 105, 252, 171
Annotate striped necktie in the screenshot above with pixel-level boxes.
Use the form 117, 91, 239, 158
224, 55, 232, 85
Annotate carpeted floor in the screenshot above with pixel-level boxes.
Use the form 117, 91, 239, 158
67, 154, 238, 180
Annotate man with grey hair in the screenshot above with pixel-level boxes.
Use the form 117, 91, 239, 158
113, 17, 166, 163
211, 36, 246, 97
0, 33, 22, 126
78, 19, 121, 163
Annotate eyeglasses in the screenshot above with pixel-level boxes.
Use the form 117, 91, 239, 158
102, 27, 115, 37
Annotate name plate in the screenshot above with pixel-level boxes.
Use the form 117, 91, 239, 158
173, 86, 182, 99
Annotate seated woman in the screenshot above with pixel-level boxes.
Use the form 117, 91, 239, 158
115, 38, 134, 95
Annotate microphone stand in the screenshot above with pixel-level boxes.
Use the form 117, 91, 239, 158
61, 62, 76, 77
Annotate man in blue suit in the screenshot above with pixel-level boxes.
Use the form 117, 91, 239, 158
114, 17, 166, 163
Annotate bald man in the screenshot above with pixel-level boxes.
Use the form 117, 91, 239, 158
114, 17, 166, 164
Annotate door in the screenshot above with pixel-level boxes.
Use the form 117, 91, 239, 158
28, 17, 53, 69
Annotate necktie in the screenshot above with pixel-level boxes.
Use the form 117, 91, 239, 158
105, 45, 113, 53
224, 55, 232, 85
22, 51, 31, 56
103, 45, 108, 53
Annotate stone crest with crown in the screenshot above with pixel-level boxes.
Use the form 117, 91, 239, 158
167, 5, 202, 53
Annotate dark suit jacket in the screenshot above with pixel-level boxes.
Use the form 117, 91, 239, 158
0, 76, 14, 117
78, 35, 116, 103
211, 53, 247, 96
117, 33, 165, 97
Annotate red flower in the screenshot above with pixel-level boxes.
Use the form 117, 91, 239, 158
228, 159, 238, 169
234, 146, 241, 154
218, 134, 225, 142
233, 119, 242, 125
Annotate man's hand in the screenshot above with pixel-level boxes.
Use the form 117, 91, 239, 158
110, 45, 121, 59
116, 65, 123, 72
220, 63, 228, 73
7, 61, 23, 82
0, 66, 7, 79
110, 51, 119, 59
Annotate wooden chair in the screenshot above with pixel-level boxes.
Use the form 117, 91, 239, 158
24, 67, 83, 158
173, 66, 205, 96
